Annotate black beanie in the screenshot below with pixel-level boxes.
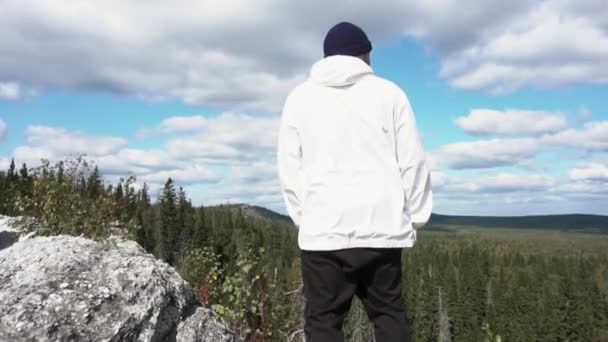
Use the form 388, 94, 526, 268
323, 22, 372, 57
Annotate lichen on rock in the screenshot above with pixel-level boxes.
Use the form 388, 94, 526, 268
0, 233, 234, 342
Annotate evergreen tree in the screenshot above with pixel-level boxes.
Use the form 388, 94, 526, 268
19, 163, 28, 179
136, 183, 155, 252
176, 186, 193, 262
18, 162, 33, 208
7, 158, 16, 180
159, 178, 178, 265
56, 161, 65, 183
123, 176, 137, 219
0, 170, 7, 214
2, 155, 607, 340
87, 166, 102, 199
153, 204, 165, 260
3, 159, 19, 214
191, 206, 210, 248
114, 181, 124, 202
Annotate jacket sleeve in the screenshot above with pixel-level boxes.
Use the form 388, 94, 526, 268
277, 95, 304, 227
394, 90, 433, 229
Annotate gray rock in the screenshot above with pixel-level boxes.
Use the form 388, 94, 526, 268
0, 215, 19, 251
0, 235, 234, 342
172, 307, 235, 342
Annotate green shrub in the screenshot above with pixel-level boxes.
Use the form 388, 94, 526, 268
13, 157, 138, 240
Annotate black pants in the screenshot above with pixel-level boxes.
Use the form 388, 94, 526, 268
300, 248, 411, 342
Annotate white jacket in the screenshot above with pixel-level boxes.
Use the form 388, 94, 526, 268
277, 55, 432, 251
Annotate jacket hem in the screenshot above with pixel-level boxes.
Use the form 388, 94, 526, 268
298, 238, 416, 251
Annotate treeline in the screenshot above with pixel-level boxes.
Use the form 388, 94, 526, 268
429, 213, 608, 233
403, 238, 608, 341
1, 157, 608, 341
0, 158, 301, 340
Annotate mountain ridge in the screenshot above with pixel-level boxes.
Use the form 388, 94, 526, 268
215, 203, 608, 233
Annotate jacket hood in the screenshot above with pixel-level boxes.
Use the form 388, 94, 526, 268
309, 55, 373, 87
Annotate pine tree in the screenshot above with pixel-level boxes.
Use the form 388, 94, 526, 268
176, 186, 193, 262
123, 176, 137, 219
19, 163, 28, 179
191, 206, 210, 248
78, 175, 87, 196
87, 166, 102, 199
114, 181, 124, 202
159, 178, 178, 265
56, 161, 65, 183
18, 162, 32, 204
136, 183, 154, 252
0, 170, 7, 214
8, 158, 16, 180
3, 159, 19, 214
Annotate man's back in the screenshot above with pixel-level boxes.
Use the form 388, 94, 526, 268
277, 21, 432, 342
278, 55, 432, 250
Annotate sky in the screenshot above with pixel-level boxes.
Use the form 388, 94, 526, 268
0, 0, 607, 216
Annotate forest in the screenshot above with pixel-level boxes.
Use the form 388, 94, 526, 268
1, 157, 607, 341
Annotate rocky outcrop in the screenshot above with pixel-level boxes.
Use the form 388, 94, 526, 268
0, 215, 19, 251
0, 234, 234, 342
173, 307, 235, 342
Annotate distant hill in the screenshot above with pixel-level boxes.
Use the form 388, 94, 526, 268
215, 204, 608, 233
428, 213, 608, 233
212, 203, 294, 225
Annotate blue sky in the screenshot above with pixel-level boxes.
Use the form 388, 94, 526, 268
1, 1, 607, 216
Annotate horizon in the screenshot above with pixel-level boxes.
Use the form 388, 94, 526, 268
1, 1, 607, 217
173, 202, 608, 219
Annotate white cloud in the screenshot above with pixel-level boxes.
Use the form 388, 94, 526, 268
3, 0, 606, 108
93, 148, 179, 176
94, 154, 153, 176
11, 143, 221, 188
26, 126, 128, 156
10, 113, 281, 190
158, 116, 207, 133
455, 109, 567, 136
0, 82, 20, 100
0, 1, 316, 112
0, 118, 6, 140
191, 178, 282, 209
136, 115, 209, 139
426, 153, 442, 172
430, 170, 448, 189
114, 148, 176, 169
13, 146, 58, 166
440, 1, 608, 93
429, 171, 567, 215
429, 163, 608, 215
138, 164, 221, 185
230, 161, 278, 182
556, 163, 608, 200
437, 138, 539, 169
576, 106, 592, 123
542, 121, 608, 152
472, 173, 555, 193
166, 112, 278, 162
557, 181, 608, 196
568, 162, 608, 182
186, 159, 282, 209
435, 172, 555, 194
0, 157, 11, 170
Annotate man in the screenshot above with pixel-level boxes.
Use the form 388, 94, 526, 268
277, 22, 432, 341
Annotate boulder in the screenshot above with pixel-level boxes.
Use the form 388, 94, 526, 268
0, 215, 19, 251
173, 307, 235, 342
0, 235, 234, 341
